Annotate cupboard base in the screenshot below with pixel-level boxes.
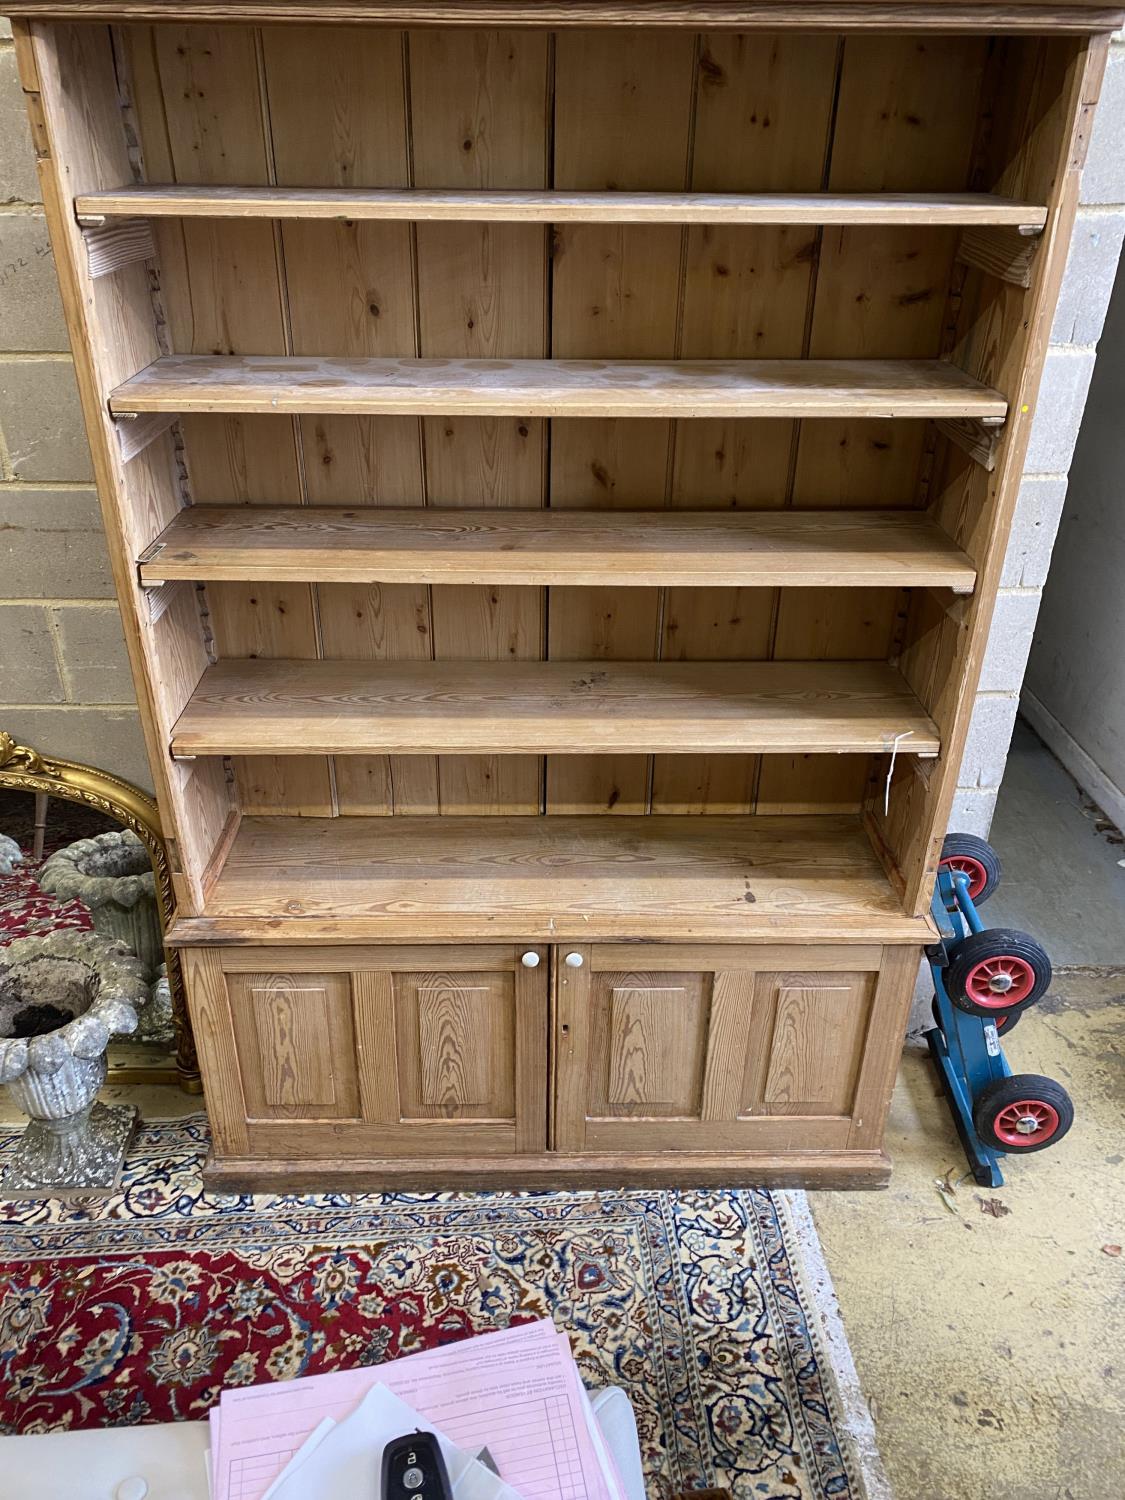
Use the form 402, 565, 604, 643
201, 1147, 892, 1194
182, 937, 919, 1190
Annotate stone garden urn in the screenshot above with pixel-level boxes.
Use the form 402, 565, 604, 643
39, 829, 164, 979
0, 930, 147, 1193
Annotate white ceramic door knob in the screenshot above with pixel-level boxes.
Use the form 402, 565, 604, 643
564, 952, 584, 968
520, 951, 541, 968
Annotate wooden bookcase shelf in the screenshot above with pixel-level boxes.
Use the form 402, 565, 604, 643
139, 505, 978, 591
167, 813, 931, 945
76, 185, 1051, 228
169, 659, 941, 759
110, 354, 1008, 421
17, 3, 1116, 1187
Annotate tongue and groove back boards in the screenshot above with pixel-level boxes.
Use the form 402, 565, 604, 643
119, 24, 988, 825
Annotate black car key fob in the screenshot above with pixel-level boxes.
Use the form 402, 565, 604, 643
381, 1430, 454, 1500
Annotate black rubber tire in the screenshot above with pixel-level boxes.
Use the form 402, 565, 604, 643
946, 929, 1051, 1018
939, 833, 1002, 905
931, 994, 1021, 1036
974, 1074, 1074, 1154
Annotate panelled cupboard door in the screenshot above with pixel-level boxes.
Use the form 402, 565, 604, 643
183, 946, 548, 1159
553, 944, 916, 1154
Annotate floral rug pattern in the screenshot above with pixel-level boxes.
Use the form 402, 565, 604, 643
0, 1116, 868, 1499
0, 793, 115, 943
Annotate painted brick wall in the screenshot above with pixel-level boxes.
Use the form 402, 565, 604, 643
0, 16, 151, 787
0, 19, 1122, 808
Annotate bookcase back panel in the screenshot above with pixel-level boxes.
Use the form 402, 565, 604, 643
117, 23, 995, 822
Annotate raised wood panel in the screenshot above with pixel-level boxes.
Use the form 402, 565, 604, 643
417, 983, 493, 1106
753, 974, 872, 1115
603, 977, 708, 1113
398, 970, 515, 1118
228, 970, 360, 1119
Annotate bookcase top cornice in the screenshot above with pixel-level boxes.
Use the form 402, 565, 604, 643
10, 0, 1125, 33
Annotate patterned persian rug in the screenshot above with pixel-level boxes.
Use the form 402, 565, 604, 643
0, 791, 117, 940
0, 1117, 885, 1499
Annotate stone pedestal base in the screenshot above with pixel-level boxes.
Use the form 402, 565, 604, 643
1, 1102, 137, 1198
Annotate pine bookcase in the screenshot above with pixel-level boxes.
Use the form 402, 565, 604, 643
12, 0, 1120, 1189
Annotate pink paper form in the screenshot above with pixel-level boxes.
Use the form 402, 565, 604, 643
211, 1318, 612, 1500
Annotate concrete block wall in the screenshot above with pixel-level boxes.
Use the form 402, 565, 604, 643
0, 17, 1122, 811
0, 18, 152, 789
950, 29, 1125, 840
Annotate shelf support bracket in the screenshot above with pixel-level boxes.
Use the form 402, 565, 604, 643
935, 415, 1004, 472
142, 576, 188, 626
80, 216, 156, 279
136, 538, 167, 590
955, 224, 1043, 289
112, 410, 177, 464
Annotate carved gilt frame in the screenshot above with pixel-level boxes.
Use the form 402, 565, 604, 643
0, 730, 200, 1091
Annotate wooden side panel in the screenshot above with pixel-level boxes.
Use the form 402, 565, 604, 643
410, 30, 550, 815
876, 36, 1094, 910
181, 947, 249, 1152
22, 22, 231, 910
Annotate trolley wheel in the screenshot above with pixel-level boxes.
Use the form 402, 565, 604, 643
973, 1074, 1074, 1154
945, 929, 1051, 1018
939, 833, 1001, 904
931, 995, 1021, 1037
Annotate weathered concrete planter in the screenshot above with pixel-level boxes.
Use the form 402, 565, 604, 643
0, 931, 147, 1193
39, 830, 163, 979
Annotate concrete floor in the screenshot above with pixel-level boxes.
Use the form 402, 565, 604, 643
986, 719, 1125, 965
812, 726, 1124, 1500
812, 979, 1124, 1500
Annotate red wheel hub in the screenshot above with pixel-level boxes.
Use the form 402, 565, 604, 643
993, 1098, 1060, 1147
941, 854, 989, 899
964, 954, 1036, 1008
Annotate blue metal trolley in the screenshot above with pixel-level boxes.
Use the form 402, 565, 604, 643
924, 834, 1074, 1187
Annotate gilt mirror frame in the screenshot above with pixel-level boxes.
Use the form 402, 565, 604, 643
0, 729, 200, 1092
